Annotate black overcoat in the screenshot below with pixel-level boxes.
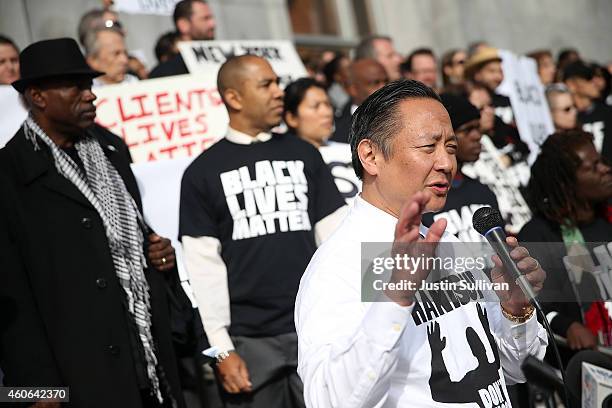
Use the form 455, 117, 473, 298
0, 125, 185, 408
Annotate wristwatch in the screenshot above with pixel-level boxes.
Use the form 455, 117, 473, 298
216, 350, 234, 364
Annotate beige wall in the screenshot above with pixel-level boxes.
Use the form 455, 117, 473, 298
1, 0, 611, 68
368, 0, 612, 63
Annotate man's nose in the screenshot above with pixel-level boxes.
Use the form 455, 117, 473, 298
273, 82, 284, 99
434, 147, 454, 172
83, 88, 97, 102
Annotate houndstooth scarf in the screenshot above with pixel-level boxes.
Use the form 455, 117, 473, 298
23, 116, 165, 404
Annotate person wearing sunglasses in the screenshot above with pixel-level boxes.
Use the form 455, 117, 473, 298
546, 83, 578, 132
441, 49, 467, 90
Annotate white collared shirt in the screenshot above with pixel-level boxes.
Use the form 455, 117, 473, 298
225, 127, 272, 144
295, 196, 548, 407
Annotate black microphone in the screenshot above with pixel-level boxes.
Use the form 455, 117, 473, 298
472, 207, 538, 303
474, 207, 572, 407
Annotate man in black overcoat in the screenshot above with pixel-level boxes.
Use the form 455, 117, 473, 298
0, 38, 186, 408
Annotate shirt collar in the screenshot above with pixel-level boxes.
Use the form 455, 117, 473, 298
225, 126, 272, 145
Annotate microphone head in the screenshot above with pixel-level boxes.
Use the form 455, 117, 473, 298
472, 207, 504, 236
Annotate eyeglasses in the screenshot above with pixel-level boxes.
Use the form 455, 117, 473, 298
554, 105, 576, 113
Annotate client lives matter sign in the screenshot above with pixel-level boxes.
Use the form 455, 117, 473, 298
93, 73, 227, 163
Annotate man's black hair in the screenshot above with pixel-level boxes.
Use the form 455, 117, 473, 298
154, 31, 180, 62
173, 0, 206, 28
350, 79, 441, 179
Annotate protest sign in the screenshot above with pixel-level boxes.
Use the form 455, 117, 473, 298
319, 142, 360, 205
462, 136, 532, 234
497, 50, 555, 164
179, 40, 308, 87
113, 0, 179, 15
94, 73, 228, 163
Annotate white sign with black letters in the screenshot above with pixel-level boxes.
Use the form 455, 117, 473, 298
497, 50, 555, 165
178, 40, 308, 88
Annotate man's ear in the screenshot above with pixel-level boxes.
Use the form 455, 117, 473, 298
223, 88, 243, 112
175, 18, 191, 37
357, 139, 380, 177
26, 86, 47, 111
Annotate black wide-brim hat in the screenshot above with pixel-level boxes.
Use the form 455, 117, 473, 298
12, 37, 103, 93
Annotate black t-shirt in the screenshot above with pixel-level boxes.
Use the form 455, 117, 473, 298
579, 102, 612, 164
179, 134, 345, 337
422, 174, 499, 242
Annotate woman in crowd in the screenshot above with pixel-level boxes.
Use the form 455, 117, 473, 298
0, 35, 19, 85
546, 83, 578, 131
519, 130, 612, 366
283, 78, 360, 203
527, 49, 556, 86
283, 78, 335, 148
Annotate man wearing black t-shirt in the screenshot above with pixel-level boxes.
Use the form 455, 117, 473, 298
179, 55, 345, 407
422, 93, 499, 241
564, 61, 612, 163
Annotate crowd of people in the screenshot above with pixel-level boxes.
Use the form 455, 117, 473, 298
1, 0, 612, 407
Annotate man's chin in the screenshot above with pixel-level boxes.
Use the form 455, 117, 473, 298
424, 197, 447, 214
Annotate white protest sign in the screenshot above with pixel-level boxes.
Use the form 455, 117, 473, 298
178, 40, 308, 87
0, 86, 28, 148
462, 136, 532, 234
112, 0, 179, 15
132, 157, 198, 305
497, 50, 555, 164
319, 141, 360, 205
94, 73, 228, 163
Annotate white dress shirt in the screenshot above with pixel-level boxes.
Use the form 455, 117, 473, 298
295, 196, 548, 407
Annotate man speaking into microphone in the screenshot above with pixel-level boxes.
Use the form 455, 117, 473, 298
295, 80, 548, 407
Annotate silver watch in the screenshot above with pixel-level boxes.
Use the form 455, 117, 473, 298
216, 350, 233, 364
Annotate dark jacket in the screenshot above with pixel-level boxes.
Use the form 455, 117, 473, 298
149, 54, 189, 79
0, 125, 185, 408
330, 101, 353, 144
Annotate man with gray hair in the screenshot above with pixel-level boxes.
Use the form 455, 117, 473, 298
77, 8, 124, 46
355, 35, 402, 81
84, 27, 138, 87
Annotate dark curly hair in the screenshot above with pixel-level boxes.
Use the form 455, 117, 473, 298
526, 130, 595, 226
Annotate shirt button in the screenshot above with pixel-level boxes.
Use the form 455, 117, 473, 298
368, 371, 376, 380
81, 217, 92, 229
392, 323, 402, 332
107, 345, 120, 355
96, 278, 107, 289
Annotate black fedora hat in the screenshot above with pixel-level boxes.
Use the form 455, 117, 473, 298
12, 37, 103, 93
